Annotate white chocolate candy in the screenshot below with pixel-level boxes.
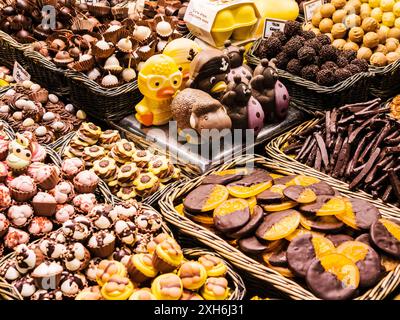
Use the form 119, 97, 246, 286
122, 68, 136, 82
43, 112, 55, 122
65, 104, 75, 113
15, 99, 27, 109
5, 89, 16, 96
48, 94, 59, 103
22, 118, 35, 127
13, 111, 23, 120
22, 80, 33, 89
52, 121, 65, 131
30, 84, 41, 92
0, 105, 9, 113
76, 110, 86, 120
87, 68, 101, 81
35, 126, 47, 137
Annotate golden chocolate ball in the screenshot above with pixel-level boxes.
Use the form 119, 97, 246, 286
386, 38, 400, 51
303, 22, 314, 31
312, 11, 323, 28
363, 32, 380, 48
343, 4, 356, 14
344, 14, 362, 28
332, 23, 347, 38
386, 51, 400, 64
333, 9, 348, 23
320, 3, 336, 18
357, 47, 373, 60
348, 0, 362, 14
319, 18, 334, 33
343, 41, 360, 51
332, 38, 347, 49
370, 7, 383, 22
332, 0, 346, 9
375, 44, 388, 54
370, 52, 388, 66
349, 27, 365, 43
377, 25, 390, 43
396, 46, 400, 54
361, 17, 379, 32
311, 28, 322, 36
388, 27, 400, 39
382, 12, 396, 27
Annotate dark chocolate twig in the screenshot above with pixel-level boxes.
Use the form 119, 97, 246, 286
350, 148, 381, 189
388, 169, 400, 202
314, 133, 330, 171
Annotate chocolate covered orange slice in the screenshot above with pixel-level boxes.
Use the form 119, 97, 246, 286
370, 218, 400, 258
256, 210, 300, 241
213, 199, 250, 233
227, 170, 273, 198
336, 198, 380, 230
300, 196, 346, 216
283, 185, 317, 204
308, 181, 336, 196
336, 241, 381, 288
183, 184, 229, 213
262, 201, 297, 212
256, 184, 286, 204
286, 234, 335, 277
230, 205, 264, 239
306, 253, 359, 300
284, 227, 323, 241
300, 213, 344, 233
290, 175, 320, 187
201, 169, 246, 185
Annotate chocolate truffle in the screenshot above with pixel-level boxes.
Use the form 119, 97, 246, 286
350, 58, 369, 72
283, 36, 304, 57
345, 63, 361, 75
305, 38, 322, 53
335, 68, 353, 82
286, 59, 303, 75
298, 46, 317, 64
321, 61, 338, 71
317, 34, 332, 46
258, 37, 282, 59
300, 30, 316, 40
284, 20, 302, 38
275, 52, 289, 69
319, 45, 337, 63
336, 55, 349, 68
270, 31, 287, 43
317, 69, 336, 86
301, 65, 320, 82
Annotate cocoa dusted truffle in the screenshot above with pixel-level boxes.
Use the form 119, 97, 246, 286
305, 38, 322, 53
284, 20, 302, 38
317, 34, 331, 46
283, 36, 304, 57
275, 51, 289, 69
301, 65, 319, 81
336, 55, 349, 68
255, 37, 282, 60
298, 46, 316, 64
350, 59, 369, 72
341, 50, 357, 62
271, 31, 287, 43
345, 63, 361, 75
335, 68, 352, 82
321, 61, 338, 71
300, 30, 316, 40
287, 59, 303, 75
319, 45, 337, 63
317, 69, 336, 86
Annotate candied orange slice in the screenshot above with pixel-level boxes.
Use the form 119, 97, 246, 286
285, 227, 323, 241
289, 175, 320, 187
214, 198, 249, 217
381, 254, 400, 272
316, 197, 346, 216
174, 203, 185, 216
297, 188, 317, 204
269, 184, 286, 195
262, 212, 300, 241
380, 219, 400, 241
335, 198, 358, 229
227, 180, 272, 198
246, 196, 257, 214
263, 201, 297, 212
185, 211, 214, 226
311, 236, 336, 259
214, 168, 248, 176
337, 241, 369, 263
319, 253, 360, 288
202, 185, 229, 212
270, 173, 284, 180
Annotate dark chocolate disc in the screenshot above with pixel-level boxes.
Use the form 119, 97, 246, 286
286, 233, 316, 277
370, 219, 400, 258
308, 181, 335, 196
238, 236, 269, 254
306, 254, 358, 300
227, 169, 272, 188
300, 213, 344, 233
255, 210, 300, 241
283, 185, 316, 204
326, 234, 354, 247
355, 233, 371, 246
230, 205, 265, 239
213, 199, 250, 233
268, 250, 288, 268
201, 172, 244, 185
256, 188, 285, 204
273, 175, 297, 185
347, 198, 380, 230
299, 196, 334, 215
183, 184, 228, 213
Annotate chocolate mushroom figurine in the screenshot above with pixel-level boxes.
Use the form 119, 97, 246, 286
250, 58, 290, 121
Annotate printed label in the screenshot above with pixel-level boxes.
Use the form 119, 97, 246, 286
13, 61, 31, 83
303, 0, 324, 22
263, 18, 286, 38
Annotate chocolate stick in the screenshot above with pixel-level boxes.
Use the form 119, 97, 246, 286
382, 185, 393, 202
345, 133, 370, 177
338, 98, 381, 112
306, 144, 318, 167
295, 136, 312, 161
325, 110, 331, 148
377, 155, 393, 168
350, 148, 381, 189
388, 169, 400, 202
331, 134, 344, 165
314, 148, 322, 172
371, 173, 388, 188
365, 150, 386, 184
314, 132, 330, 171
283, 142, 303, 154
387, 146, 400, 154
348, 116, 378, 144
332, 137, 349, 179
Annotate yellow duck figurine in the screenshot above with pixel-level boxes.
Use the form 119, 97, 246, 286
136, 54, 183, 126
163, 38, 202, 89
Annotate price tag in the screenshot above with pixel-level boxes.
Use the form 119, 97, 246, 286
263, 18, 286, 38
303, 0, 324, 22
13, 61, 31, 83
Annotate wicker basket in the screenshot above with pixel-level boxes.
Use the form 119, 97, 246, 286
265, 119, 400, 215
0, 30, 29, 70
0, 203, 246, 300
369, 60, 400, 99
247, 39, 373, 112
159, 154, 400, 300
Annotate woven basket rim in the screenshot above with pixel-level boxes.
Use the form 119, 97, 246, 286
159, 154, 400, 300
247, 38, 373, 94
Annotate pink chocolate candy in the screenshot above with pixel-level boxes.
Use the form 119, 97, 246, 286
247, 96, 264, 135
274, 81, 290, 121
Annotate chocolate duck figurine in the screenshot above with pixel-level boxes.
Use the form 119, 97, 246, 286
250, 58, 290, 121
222, 76, 264, 134
186, 49, 230, 99
223, 40, 253, 85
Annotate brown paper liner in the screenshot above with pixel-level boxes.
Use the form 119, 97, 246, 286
32, 201, 57, 217
88, 240, 116, 258
152, 252, 178, 273
38, 166, 60, 190
72, 57, 95, 72
33, 272, 62, 290
127, 260, 153, 283
0, 219, 9, 238
29, 89, 49, 104
92, 45, 115, 59
73, 178, 98, 194
9, 185, 37, 202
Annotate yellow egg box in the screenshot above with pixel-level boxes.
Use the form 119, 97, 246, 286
184, 0, 261, 48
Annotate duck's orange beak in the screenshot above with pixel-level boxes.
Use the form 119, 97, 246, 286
183, 72, 190, 81
157, 87, 175, 99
